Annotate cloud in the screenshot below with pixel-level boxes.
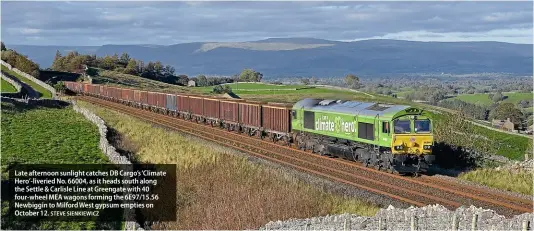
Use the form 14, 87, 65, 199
0, 1, 531, 46
351, 28, 534, 44
16, 28, 42, 35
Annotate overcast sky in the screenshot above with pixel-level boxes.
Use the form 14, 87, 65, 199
1, 1, 532, 46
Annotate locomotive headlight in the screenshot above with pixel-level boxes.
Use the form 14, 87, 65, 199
423, 145, 432, 150
394, 145, 404, 150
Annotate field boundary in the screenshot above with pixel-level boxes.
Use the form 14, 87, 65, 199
0, 60, 56, 98
1, 72, 22, 97
70, 100, 141, 231
311, 85, 376, 98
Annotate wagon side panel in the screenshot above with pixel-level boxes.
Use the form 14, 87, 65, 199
166, 94, 177, 111
189, 97, 204, 116
263, 106, 291, 133
203, 98, 220, 119
239, 103, 262, 127
220, 101, 239, 122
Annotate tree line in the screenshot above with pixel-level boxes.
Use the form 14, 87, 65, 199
1, 42, 41, 78
51, 51, 268, 87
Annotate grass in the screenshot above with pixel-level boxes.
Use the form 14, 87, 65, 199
1, 64, 52, 98
449, 92, 533, 106
77, 100, 380, 230
0, 101, 119, 230
458, 169, 532, 195
1, 78, 17, 93
196, 83, 374, 101
91, 68, 192, 94
196, 82, 376, 104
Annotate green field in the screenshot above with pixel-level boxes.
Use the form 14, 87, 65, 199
0, 101, 119, 230
197, 82, 374, 103
449, 92, 533, 106
1, 65, 52, 98
1, 78, 17, 93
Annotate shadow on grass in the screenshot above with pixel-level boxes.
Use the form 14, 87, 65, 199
1, 99, 70, 114
427, 142, 482, 177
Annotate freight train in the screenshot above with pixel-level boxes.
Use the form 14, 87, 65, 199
64, 82, 435, 174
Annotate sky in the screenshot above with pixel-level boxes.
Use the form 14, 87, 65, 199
1, 1, 533, 46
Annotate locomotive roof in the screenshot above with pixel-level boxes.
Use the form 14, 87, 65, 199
293, 98, 412, 118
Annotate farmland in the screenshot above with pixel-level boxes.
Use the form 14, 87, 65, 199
447, 92, 533, 106
1, 64, 52, 98
77, 100, 379, 230
199, 82, 375, 103
1, 78, 17, 93
0, 101, 119, 230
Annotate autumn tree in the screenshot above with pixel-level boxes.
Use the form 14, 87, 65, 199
344, 74, 360, 89
176, 74, 189, 86
310, 77, 318, 84
239, 69, 263, 82
300, 78, 310, 85
119, 53, 130, 66
489, 102, 524, 125
490, 92, 504, 102
196, 75, 208, 86
213, 84, 232, 94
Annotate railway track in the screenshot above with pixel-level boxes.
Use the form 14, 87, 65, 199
79, 96, 533, 217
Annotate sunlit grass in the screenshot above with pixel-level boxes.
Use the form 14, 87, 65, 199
459, 168, 533, 195
78, 100, 380, 229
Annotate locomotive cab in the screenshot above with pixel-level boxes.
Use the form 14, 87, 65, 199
390, 113, 435, 173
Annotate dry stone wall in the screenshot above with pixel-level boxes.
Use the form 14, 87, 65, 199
1, 72, 22, 92
70, 100, 143, 230
1, 72, 23, 98
0, 60, 56, 98
261, 204, 533, 231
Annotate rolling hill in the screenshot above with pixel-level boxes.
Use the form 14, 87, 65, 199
9, 38, 533, 77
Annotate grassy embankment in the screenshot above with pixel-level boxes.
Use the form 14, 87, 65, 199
0, 101, 120, 230
1, 78, 17, 93
77, 100, 379, 230
90, 68, 192, 94
1, 64, 52, 98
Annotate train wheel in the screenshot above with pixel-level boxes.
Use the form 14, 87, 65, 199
387, 165, 395, 174
374, 163, 382, 171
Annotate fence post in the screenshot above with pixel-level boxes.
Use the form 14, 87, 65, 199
522, 220, 530, 231
471, 214, 478, 231
410, 215, 417, 231
343, 218, 348, 231
452, 213, 459, 231
378, 218, 383, 231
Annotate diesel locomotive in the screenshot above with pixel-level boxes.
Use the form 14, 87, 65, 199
64, 82, 435, 174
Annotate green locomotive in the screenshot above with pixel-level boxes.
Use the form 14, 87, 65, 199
291, 99, 435, 174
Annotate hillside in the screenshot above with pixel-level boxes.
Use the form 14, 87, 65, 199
10, 38, 533, 77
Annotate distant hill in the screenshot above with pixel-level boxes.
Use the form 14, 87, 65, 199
10, 38, 533, 77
